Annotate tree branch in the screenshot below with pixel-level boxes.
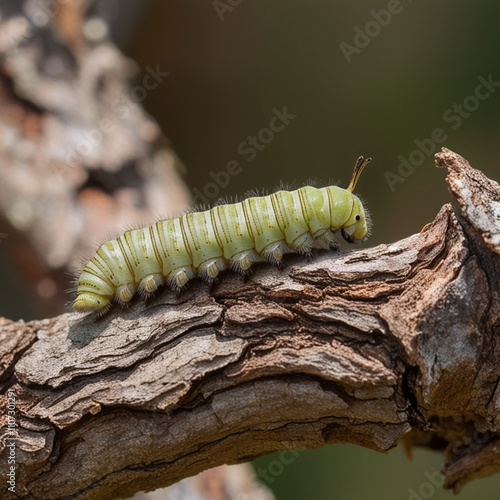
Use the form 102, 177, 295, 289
1, 148, 500, 498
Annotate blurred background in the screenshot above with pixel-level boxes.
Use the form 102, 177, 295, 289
1, 0, 500, 499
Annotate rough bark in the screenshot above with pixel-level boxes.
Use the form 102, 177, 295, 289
0, 148, 499, 498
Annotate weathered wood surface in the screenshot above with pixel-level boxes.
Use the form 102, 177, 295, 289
1, 149, 500, 498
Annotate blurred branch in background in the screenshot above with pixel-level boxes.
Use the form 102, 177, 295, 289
0, 1, 272, 499
0, 0, 190, 318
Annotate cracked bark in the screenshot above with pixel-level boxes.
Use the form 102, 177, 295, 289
1, 148, 500, 498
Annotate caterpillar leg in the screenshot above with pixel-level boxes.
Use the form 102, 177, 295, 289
290, 233, 315, 255
198, 258, 226, 281
167, 266, 195, 292
230, 250, 260, 274
315, 230, 339, 251
261, 240, 289, 267
138, 273, 165, 297
191, 258, 225, 293
115, 283, 136, 306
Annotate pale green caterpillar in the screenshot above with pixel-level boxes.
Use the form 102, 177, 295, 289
74, 156, 371, 314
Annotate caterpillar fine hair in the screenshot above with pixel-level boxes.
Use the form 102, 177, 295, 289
74, 156, 372, 314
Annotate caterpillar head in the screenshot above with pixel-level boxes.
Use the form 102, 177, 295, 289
342, 156, 371, 243
74, 292, 111, 313
341, 195, 368, 243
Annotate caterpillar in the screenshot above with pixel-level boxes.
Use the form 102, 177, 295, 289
74, 156, 372, 314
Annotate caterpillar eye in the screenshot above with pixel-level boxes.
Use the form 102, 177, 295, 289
355, 215, 361, 221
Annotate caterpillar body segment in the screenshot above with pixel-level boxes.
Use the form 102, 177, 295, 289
74, 156, 372, 314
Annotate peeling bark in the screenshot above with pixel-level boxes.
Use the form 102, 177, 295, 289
1, 149, 500, 498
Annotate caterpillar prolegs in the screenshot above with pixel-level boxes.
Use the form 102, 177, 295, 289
74, 156, 372, 314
